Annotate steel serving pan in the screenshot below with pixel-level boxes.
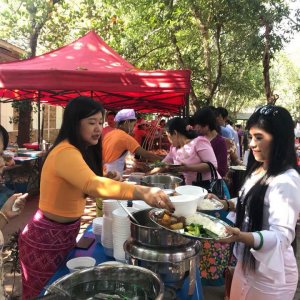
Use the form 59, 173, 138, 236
141, 175, 183, 189
130, 208, 191, 247
149, 208, 232, 241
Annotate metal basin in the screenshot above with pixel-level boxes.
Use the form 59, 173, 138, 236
46, 264, 164, 300
130, 209, 191, 248
141, 175, 183, 189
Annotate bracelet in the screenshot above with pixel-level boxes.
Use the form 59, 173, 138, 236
253, 231, 264, 250
226, 201, 230, 212
0, 211, 8, 224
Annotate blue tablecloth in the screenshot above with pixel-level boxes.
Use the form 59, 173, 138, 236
43, 225, 204, 300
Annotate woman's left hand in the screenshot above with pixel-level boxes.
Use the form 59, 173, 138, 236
1, 193, 28, 220
218, 226, 241, 243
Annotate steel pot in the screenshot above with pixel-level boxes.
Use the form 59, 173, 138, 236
124, 239, 201, 287
46, 264, 164, 300
141, 175, 183, 189
130, 209, 191, 248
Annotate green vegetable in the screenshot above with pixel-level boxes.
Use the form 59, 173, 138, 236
184, 223, 218, 238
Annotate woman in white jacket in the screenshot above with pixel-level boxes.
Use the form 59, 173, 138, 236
213, 105, 300, 300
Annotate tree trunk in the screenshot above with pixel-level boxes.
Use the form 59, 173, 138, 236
261, 16, 274, 104
16, 101, 32, 146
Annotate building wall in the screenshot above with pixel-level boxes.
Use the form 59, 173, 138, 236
0, 102, 63, 146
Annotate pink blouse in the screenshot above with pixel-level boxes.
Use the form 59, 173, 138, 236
163, 136, 219, 185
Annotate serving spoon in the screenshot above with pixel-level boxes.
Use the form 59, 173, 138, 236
118, 201, 140, 224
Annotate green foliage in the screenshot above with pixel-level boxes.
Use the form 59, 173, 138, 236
0, 0, 299, 114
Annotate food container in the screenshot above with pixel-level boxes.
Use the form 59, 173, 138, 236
130, 209, 191, 248
125, 238, 201, 286
46, 264, 164, 299
141, 175, 183, 189
169, 194, 198, 217
66, 257, 96, 273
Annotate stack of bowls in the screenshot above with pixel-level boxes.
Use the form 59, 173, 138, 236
112, 207, 136, 262
101, 200, 119, 257
92, 217, 103, 243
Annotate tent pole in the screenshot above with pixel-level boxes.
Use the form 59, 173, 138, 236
185, 94, 190, 118
37, 92, 41, 149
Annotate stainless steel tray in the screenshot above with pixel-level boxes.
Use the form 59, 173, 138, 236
149, 208, 232, 241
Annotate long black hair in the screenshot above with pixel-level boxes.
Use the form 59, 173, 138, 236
0, 125, 9, 150
236, 105, 298, 271
193, 107, 219, 131
46, 96, 105, 176
166, 117, 196, 140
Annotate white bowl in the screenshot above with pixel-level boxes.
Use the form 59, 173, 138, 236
66, 257, 96, 273
175, 185, 208, 209
169, 194, 198, 217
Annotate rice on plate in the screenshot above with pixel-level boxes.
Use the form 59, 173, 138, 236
186, 214, 227, 237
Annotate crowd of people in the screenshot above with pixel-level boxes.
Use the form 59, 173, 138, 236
0, 97, 299, 300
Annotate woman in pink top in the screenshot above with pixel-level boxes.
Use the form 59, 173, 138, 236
162, 117, 219, 185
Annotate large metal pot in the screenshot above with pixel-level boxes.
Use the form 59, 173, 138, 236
46, 264, 164, 300
130, 209, 191, 248
141, 175, 183, 189
125, 239, 201, 287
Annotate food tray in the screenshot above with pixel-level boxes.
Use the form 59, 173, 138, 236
149, 208, 232, 241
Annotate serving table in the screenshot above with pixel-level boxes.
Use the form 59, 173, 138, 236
42, 225, 204, 300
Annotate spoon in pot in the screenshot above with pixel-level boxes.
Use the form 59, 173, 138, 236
118, 201, 140, 224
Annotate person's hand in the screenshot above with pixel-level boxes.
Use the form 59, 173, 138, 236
219, 226, 241, 243
133, 185, 175, 212
106, 171, 122, 181
1, 193, 28, 219
207, 193, 221, 201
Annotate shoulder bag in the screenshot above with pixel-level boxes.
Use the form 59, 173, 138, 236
192, 162, 225, 199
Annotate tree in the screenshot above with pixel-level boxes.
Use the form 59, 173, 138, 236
0, 0, 63, 146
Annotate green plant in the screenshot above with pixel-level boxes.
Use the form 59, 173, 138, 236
3, 230, 21, 297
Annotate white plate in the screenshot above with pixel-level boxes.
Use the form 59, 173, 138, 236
197, 198, 224, 211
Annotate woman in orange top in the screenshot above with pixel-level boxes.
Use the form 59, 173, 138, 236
18, 96, 174, 300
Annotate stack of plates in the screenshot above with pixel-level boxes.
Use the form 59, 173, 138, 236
101, 200, 119, 257
112, 207, 136, 262
92, 217, 103, 243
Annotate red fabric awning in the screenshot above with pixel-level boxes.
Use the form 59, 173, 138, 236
0, 31, 190, 113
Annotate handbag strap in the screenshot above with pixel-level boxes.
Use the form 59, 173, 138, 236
196, 161, 218, 181
206, 161, 218, 180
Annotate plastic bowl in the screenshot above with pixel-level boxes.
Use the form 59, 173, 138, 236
175, 185, 208, 209
169, 194, 198, 217
66, 257, 96, 273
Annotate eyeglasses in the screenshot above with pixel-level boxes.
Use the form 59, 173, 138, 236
255, 105, 279, 116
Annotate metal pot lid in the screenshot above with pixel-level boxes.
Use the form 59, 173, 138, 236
124, 238, 201, 263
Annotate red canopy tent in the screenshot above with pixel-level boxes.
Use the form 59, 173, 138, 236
0, 31, 190, 114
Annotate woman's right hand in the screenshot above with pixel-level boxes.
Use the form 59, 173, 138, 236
133, 185, 175, 212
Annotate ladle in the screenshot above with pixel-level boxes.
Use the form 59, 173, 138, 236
118, 201, 140, 224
